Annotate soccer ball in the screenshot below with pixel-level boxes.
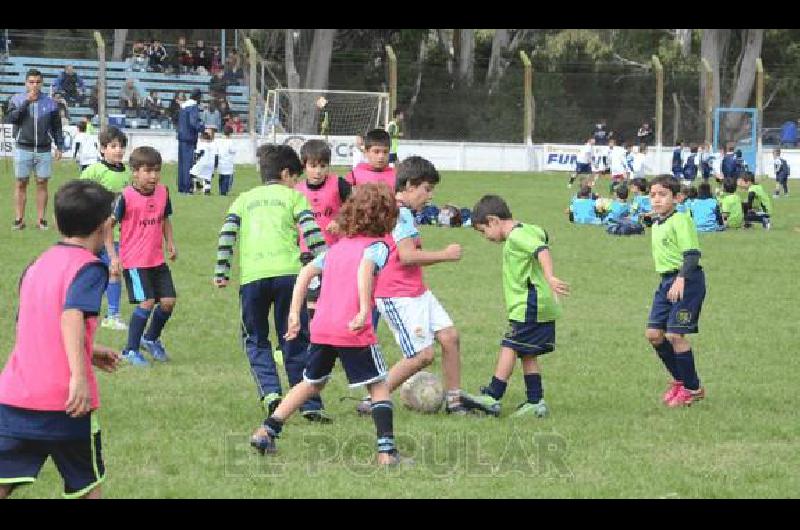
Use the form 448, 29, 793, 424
595, 197, 612, 213
400, 371, 445, 414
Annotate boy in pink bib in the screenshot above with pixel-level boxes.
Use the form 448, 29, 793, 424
0, 180, 121, 499
345, 129, 396, 190
111, 147, 178, 367
251, 183, 409, 466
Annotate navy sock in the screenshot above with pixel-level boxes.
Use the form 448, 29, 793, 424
144, 305, 172, 341
524, 373, 543, 404
106, 281, 121, 317
371, 400, 395, 454
653, 340, 681, 381
264, 416, 284, 437
674, 349, 701, 391
484, 376, 508, 400
126, 307, 152, 351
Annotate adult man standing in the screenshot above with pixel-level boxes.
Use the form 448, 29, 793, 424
4, 69, 64, 230
177, 89, 204, 193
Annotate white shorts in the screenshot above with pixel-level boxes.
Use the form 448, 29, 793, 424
376, 290, 454, 359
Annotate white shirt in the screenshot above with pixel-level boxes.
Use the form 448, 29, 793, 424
73, 132, 99, 166
215, 137, 236, 175
609, 145, 627, 175
631, 152, 646, 178
592, 145, 609, 171
190, 140, 217, 180
578, 143, 593, 165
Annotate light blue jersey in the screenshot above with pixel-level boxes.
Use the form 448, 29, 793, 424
689, 198, 721, 232
631, 195, 651, 224
605, 200, 630, 225
570, 197, 601, 225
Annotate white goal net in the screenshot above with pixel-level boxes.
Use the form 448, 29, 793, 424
261, 89, 390, 140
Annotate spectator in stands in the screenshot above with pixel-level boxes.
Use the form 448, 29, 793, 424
224, 49, 243, 82
203, 99, 222, 134
171, 37, 193, 75
225, 113, 244, 133
210, 46, 223, 75
210, 70, 228, 101
177, 89, 205, 193
148, 39, 168, 73
53, 64, 85, 106
637, 121, 654, 146
193, 40, 211, 73
88, 86, 99, 118
780, 119, 797, 148
168, 91, 185, 128
119, 79, 143, 119
131, 40, 148, 72
145, 90, 165, 128
52, 92, 70, 122
593, 119, 610, 145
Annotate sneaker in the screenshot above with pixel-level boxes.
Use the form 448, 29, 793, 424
101, 315, 128, 331
667, 386, 705, 408
355, 396, 372, 416
141, 337, 170, 362
444, 403, 470, 415
469, 389, 502, 417
122, 349, 151, 367
250, 426, 277, 455
11, 219, 25, 230
301, 409, 333, 424
379, 451, 415, 467
37, 219, 48, 231
662, 381, 684, 404
261, 392, 282, 416
510, 399, 549, 418
459, 390, 502, 416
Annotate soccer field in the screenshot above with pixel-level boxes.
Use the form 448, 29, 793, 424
1, 161, 798, 498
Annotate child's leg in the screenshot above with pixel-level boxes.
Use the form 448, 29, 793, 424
240, 279, 283, 402
366, 381, 397, 464
435, 326, 461, 393
272, 380, 325, 421
481, 346, 517, 400
520, 355, 544, 404
384, 346, 434, 393
143, 297, 175, 342
125, 299, 154, 352
645, 328, 680, 382
665, 333, 701, 391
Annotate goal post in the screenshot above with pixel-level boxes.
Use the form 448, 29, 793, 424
261, 89, 390, 142
713, 107, 758, 173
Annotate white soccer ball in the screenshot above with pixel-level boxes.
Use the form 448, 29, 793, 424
400, 371, 445, 414
595, 197, 612, 213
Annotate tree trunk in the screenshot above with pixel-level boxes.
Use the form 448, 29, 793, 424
725, 29, 764, 138
284, 29, 301, 133
458, 29, 475, 86
407, 37, 428, 119
299, 29, 336, 133
112, 29, 128, 61
487, 29, 531, 95
675, 29, 692, 58
486, 29, 510, 84
700, 28, 730, 109
436, 29, 454, 75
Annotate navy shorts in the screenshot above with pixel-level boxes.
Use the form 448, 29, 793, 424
501, 320, 556, 357
672, 168, 683, 179
647, 269, 706, 335
303, 343, 388, 388
123, 263, 176, 303
576, 163, 592, 174
0, 416, 105, 498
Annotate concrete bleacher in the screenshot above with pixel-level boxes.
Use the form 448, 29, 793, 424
0, 56, 249, 129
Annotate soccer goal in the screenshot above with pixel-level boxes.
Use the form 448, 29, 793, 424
261, 89, 390, 141
714, 107, 758, 173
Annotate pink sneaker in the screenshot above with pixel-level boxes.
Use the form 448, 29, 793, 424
662, 381, 684, 405
667, 386, 705, 408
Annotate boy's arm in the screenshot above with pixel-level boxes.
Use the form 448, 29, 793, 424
285, 261, 323, 340
536, 248, 570, 298
349, 256, 377, 331
62, 309, 91, 418
397, 237, 461, 266
296, 206, 327, 257
163, 217, 176, 261
214, 212, 240, 286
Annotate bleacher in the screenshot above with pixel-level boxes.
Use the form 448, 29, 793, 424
0, 55, 249, 129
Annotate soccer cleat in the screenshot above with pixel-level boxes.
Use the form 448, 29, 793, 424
250, 426, 277, 455
141, 338, 170, 362
469, 389, 502, 417
301, 409, 333, 424
355, 396, 372, 416
101, 315, 128, 331
510, 399, 549, 418
459, 390, 501, 417
379, 451, 415, 467
11, 219, 25, 230
122, 349, 151, 367
444, 403, 469, 416
662, 381, 684, 405
261, 393, 282, 416
667, 386, 705, 408
38, 219, 49, 231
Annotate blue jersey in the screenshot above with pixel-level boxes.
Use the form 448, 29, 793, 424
672, 148, 683, 171
721, 153, 737, 179
605, 200, 630, 225
689, 198, 721, 232
683, 154, 698, 180
570, 198, 601, 225
676, 202, 689, 214
631, 195, 652, 223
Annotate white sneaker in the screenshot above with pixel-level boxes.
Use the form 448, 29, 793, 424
101, 315, 128, 331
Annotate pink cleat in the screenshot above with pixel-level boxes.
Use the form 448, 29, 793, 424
662, 381, 684, 405
667, 386, 705, 408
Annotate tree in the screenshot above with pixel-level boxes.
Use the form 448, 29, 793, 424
112, 29, 128, 61
283, 29, 337, 133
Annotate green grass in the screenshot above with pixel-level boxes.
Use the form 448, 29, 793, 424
1, 160, 799, 498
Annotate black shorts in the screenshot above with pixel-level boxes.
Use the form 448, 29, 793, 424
502, 320, 556, 356
303, 343, 388, 388
647, 268, 706, 335
0, 417, 104, 498
123, 263, 176, 304
388, 152, 398, 163
576, 163, 592, 174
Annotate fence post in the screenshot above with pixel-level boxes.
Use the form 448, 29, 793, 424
94, 31, 106, 129
520, 50, 533, 145
244, 37, 258, 163
672, 93, 680, 145
385, 45, 397, 119
701, 58, 713, 146
652, 55, 663, 172
756, 58, 764, 175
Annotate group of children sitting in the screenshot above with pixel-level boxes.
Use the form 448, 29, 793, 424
568, 171, 773, 234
